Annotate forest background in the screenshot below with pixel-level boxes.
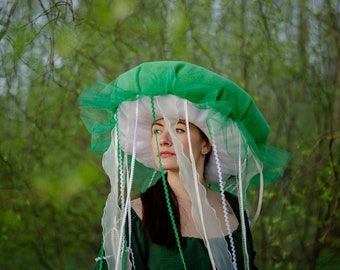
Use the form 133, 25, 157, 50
0, 0, 339, 269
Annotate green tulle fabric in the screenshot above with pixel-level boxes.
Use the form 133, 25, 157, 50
79, 61, 290, 188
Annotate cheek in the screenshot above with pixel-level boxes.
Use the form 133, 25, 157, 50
151, 137, 157, 153
194, 141, 204, 156
182, 138, 202, 156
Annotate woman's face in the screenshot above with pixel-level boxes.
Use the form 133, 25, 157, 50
151, 118, 211, 171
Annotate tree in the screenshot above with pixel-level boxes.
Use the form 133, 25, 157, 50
0, 0, 339, 269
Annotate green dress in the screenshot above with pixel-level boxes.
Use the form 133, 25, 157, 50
95, 192, 258, 270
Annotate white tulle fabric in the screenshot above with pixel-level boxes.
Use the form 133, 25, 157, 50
101, 95, 264, 270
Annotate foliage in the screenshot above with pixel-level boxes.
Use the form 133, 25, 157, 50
0, 0, 339, 269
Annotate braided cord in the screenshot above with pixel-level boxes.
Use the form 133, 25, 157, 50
114, 101, 139, 270
210, 127, 238, 270
114, 112, 125, 209
150, 97, 187, 270
121, 237, 127, 269
237, 139, 250, 270
97, 238, 105, 270
116, 112, 130, 269
116, 113, 138, 269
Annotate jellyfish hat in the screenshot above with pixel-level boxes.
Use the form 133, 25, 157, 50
79, 61, 290, 270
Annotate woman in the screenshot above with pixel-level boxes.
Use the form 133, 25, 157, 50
79, 61, 290, 270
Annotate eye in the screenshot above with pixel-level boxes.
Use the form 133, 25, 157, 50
153, 128, 161, 135
176, 128, 185, 133
176, 122, 187, 134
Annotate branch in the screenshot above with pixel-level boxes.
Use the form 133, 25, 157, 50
0, 0, 19, 41
329, 136, 340, 182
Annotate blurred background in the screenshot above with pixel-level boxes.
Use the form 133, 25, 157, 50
0, 0, 339, 269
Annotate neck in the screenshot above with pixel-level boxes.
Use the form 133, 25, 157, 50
166, 170, 206, 202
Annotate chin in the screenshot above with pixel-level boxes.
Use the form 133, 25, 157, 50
156, 162, 179, 171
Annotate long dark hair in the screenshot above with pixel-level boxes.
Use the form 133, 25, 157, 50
140, 177, 181, 248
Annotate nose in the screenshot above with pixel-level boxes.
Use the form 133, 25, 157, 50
158, 130, 172, 146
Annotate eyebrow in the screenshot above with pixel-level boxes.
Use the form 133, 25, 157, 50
152, 122, 163, 127
177, 120, 186, 125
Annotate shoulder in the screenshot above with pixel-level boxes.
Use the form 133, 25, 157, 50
206, 190, 238, 205
207, 190, 240, 216
131, 197, 143, 219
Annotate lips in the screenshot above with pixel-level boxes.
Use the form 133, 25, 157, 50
159, 151, 175, 158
